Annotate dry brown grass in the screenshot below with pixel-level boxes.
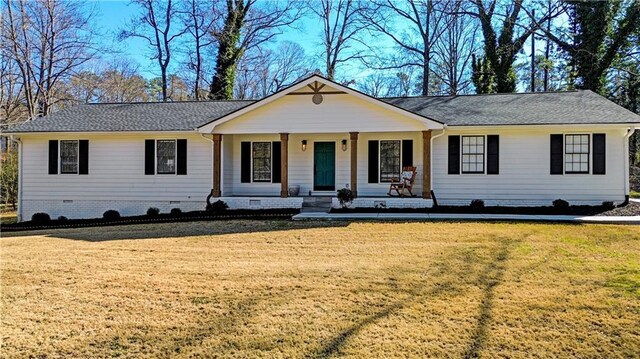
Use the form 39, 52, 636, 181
1, 220, 639, 358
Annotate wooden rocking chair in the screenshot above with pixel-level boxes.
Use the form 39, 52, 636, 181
387, 166, 417, 197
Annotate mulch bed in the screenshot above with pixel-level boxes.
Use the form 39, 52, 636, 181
1, 209, 299, 232
332, 201, 640, 217
593, 201, 640, 216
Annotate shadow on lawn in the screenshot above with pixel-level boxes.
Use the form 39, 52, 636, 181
3, 220, 352, 241
312, 239, 515, 358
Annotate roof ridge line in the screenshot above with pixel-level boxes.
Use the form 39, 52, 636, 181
379, 90, 583, 100
84, 99, 258, 105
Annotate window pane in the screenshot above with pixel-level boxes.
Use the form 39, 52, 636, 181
60, 140, 78, 174
380, 140, 401, 182
253, 142, 271, 182
564, 134, 589, 173
461, 136, 484, 173
157, 140, 176, 174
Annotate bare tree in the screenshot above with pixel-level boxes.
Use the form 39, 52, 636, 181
98, 60, 149, 103
180, 0, 219, 100
431, 0, 479, 95
235, 41, 311, 99
1, 0, 98, 118
357, 73, 394, 97
0, 50, 27, 126
311, 0, 367, 80
209, 0, 304, 100
361, 0, 451, 95
120, 0, 187, 102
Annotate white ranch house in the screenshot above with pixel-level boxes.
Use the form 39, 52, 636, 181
6, 75, 640, 221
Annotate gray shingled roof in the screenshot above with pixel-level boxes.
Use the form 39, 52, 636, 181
383, 90, 640, 126
5, 100, 255, 133
6, 89, 639, 133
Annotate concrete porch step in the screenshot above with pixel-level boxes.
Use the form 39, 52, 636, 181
301, 196, 332, 213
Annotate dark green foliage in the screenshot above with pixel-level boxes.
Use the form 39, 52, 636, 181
206, 200, 229, 214
146, 207, 160, 216
57, 216, 68, 221
170, 208, 182, 216
471, 54, 495, 94
31, 213, 51, 223
472, 0, 528, 93
209, 2, 248, 100
336, 188, 355, 208
550, 1, 640, 93
601, 201, 616, 211
470, 199, 485, 211
103, 210, 121, 221
552, 199, 570, 210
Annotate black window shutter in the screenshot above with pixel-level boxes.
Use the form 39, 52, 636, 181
79, 140, 89, 175
487, 135, 499, 175
448, 136, 460, 175
145, 139, 155, 175
177, 139, 187, 175
550, 134, 563, 175
48, 140, 58, 175
241, 141, 251, 183
402, 140, 413, 167
593, 133, 606, 175
368, 140, 379, 183
272, 141, 281, 183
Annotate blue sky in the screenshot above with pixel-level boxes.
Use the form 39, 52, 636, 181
92, 0, 324, 79
90, 0, 548, 92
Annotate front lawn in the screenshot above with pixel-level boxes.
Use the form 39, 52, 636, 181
1, 221, 639, 357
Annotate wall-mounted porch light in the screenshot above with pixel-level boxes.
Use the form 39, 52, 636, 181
341, 139, 347, 151
301, 140, 307, 151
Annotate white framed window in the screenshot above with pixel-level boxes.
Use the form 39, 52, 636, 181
60, 140, 79, 174
461, 135, 485, 174
157, 139, 176, 174
380, 140, 401, 182
252, 142, 272, 182
564, 134, 589, 174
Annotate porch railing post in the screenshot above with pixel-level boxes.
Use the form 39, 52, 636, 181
350, 132, 358, 197
280, 133, 289, 198
422, 130, 432, 199
212, 133, 222, 197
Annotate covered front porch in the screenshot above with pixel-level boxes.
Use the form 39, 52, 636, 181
207, 131, 435, 210
197, 75, 444, 210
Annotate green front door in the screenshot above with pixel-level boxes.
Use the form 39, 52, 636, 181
314, 142, 335, 191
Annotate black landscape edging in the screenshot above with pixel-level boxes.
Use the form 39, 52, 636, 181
1, 210, 299, 232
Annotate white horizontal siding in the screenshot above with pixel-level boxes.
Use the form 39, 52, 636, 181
432, 127, 628, 205
213, 94, 429, 134
21, 133, 213, 205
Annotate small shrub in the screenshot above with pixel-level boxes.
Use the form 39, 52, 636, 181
170, 208, 182, 216
31, 212, 51, 223
469, 199, 485, 211
337, 188, 355, 208
103, 210, 121, 221
601, 201, 616, 210
206, 200, 229, 214
146, 207, 160, 216
552, 199, 570, 210
57, 216, 68, 221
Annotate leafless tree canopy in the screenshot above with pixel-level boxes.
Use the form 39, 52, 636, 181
120, 0, 187, 102
1, 0, 98, 121
311, 0, 368, 81
235, 41, 312, 99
